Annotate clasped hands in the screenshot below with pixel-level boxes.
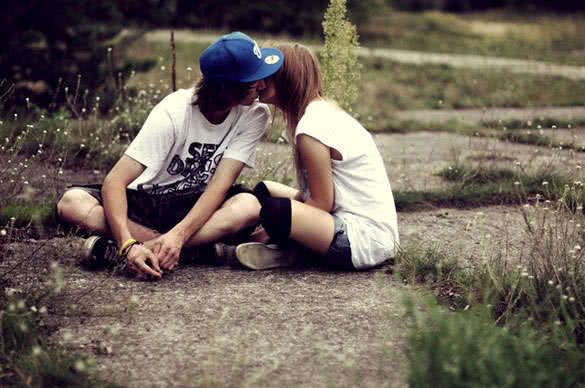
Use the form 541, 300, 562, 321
125, 231, 184, 279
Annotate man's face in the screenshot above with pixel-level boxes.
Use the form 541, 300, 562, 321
258, 77, 277, 105
239, 81, 264, 106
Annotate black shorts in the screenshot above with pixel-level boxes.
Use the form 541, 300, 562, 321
68, 183, 253, 233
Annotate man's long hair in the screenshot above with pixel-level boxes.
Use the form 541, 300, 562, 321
193, 78, 254, 112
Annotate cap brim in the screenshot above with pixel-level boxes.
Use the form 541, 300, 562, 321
239, 48, 284, 82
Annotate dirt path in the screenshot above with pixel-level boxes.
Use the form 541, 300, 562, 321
395, 106, 585, 125
46, 256, 406, 388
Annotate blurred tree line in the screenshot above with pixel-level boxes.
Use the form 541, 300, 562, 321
0, 0, 379, 114
393, 0, 585, 12
1, 0, 582, 115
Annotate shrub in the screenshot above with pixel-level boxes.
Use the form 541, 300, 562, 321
320, 0, 361, 111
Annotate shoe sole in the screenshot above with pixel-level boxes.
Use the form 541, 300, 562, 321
81, 236, 101, 261
235, 242, 295, 270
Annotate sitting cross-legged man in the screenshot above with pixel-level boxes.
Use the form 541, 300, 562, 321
56, 32, 284, 278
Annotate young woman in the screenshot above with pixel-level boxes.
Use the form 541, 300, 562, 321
235, 43, 399, 270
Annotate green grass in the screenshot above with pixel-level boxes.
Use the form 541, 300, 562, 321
397, 184, 585, 385
405, 299, 585, 388
395, 163, 584, 212
357, 59, 585, 129
123, 39, 209, 91
481, 117, 585, 131
397, 196, 585, 385
359, 10, 585, 66
367, 118, 469, 133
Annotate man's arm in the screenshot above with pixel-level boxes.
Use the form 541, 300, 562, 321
102, 155, 162, 278
155, 158, 245, 269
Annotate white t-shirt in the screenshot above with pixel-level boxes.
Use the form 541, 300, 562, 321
295, 99, 399, 269
125, 88, 269, 197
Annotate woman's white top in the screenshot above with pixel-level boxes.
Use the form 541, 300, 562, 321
295, 99, 399, 269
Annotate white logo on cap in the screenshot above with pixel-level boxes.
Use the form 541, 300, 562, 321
253, 42, 261, 59
265, 55, 280, 64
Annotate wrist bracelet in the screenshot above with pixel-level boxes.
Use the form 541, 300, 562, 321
120, 241, 141, 258
119, 238, 137, 256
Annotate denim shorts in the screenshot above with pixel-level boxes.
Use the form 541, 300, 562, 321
322, 215, 354, 270
68, 183, 253, 234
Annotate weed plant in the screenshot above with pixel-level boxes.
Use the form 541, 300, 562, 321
432, 162, 584, 207
397, 168, 585, 385
398, 194, 585, 385
321, 0, 360, 111
482, 192, 585, 333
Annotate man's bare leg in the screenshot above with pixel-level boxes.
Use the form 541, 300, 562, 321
183, 192, 261, 247
56, 188, 159, 242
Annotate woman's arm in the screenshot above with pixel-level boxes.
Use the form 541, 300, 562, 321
296, 134, 334, 212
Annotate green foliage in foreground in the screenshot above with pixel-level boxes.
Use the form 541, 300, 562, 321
397, 181, 585, 385
0, 290, 120, 387
405, 299, 585, 388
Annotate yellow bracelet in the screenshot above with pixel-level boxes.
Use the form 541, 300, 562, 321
119, 238, 137, 256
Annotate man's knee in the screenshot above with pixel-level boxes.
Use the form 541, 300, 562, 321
56, 189, 98, 224
222, 193, 261, 229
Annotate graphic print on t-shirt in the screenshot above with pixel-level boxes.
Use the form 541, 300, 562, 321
137, 141, 223, 198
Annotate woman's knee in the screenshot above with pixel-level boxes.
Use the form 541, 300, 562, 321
259, 197, 292, 244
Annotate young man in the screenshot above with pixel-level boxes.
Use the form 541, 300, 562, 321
57, 32, 283, 278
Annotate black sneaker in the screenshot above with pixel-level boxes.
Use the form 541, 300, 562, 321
80, 236, 124, 270
214, 243, 239, 266
181, 243, 239, 266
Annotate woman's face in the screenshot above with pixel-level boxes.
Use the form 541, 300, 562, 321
258, 76, 278, 105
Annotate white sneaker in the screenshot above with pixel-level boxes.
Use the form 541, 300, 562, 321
235, 242, 298, 270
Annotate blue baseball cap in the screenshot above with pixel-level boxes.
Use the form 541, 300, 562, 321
200, 32, 284, 82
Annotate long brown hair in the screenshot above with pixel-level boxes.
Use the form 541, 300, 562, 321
268, 43, 324, 191
269, 43, 324, 139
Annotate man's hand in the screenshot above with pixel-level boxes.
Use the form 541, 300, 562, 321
126, 244, 163, 279
148, 232, 184, 271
